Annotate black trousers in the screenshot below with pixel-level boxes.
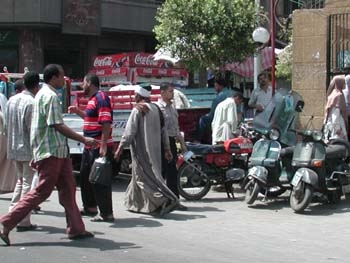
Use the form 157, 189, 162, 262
80, 147, 113, 217
162, 137, 179, 197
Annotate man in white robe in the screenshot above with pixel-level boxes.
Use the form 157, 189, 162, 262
211, 91, 243, 144
114, 84, 179, 215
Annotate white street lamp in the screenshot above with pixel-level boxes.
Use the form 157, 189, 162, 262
252, 27, 270, 44
252, 27, 270, 90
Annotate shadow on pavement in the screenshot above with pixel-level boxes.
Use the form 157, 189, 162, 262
12, 238, 140, 251
111, 217, 163, 228
159, 212, 206, 221
246, 196, 350, 216
194, 196, 244, 203
247, 196, 289, 211
33, 209, 65, 218
9, 225, 140, 251
293, 201, 350, 216
181, 206, 225, 212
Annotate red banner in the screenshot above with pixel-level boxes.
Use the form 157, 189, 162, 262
135, 68, 188, 78
90, 67, 128, 76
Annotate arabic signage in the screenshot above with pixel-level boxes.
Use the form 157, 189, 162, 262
62, 0, 101, 35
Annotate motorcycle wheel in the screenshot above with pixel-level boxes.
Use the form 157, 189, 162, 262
177, 160, 211, 200
290, 182, 313, 213
245, 179, 260, 205
260, 187, 286, 197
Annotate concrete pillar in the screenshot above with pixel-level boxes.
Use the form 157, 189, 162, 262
86, 36, 98, 71
19, 29, 44, 73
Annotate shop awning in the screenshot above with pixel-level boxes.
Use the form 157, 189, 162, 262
224, 47, 282, 78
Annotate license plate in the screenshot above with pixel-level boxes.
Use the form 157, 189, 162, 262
342, 184, 350, 194
291, 173, 302, 186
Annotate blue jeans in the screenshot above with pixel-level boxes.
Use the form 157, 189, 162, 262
196, 114, 212, 143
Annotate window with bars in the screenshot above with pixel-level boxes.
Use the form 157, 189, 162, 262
288, 0, 325, 9
327, 13, 350, 85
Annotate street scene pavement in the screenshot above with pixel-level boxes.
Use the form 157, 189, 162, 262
1, 176, 350, 263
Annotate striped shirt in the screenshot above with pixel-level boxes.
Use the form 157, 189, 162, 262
156, 99, 181, 137
6, 90, 35, 161
31, 83, 69, 162
83, 90, 113, 148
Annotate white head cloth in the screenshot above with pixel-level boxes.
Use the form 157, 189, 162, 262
135, 85, 151, 97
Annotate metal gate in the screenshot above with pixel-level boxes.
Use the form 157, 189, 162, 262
327, 13, 350, 87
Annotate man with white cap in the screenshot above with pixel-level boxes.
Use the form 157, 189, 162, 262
114, 83, 179, 215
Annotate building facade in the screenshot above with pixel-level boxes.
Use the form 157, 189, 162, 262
292, 0, 350, 128
0, 0, 163, 78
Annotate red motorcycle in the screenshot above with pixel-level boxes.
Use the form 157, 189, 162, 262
176, 133, 254, 200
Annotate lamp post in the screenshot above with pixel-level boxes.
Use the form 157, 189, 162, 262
252, 27, 270, 90
270, 0, 276, 93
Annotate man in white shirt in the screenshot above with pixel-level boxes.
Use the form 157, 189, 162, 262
248, 72, 273, 115
211, 91, 243, 145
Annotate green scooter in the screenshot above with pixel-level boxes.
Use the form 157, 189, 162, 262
290, 118, 350, 213
243, 87, 304, 205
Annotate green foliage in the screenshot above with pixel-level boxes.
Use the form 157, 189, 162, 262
275, 43, 292, 82
154, 0, 257, 71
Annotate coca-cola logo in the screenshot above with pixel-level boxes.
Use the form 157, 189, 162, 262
158, 69, 167, 75
171, 70, 181, 76
134, 53, 158, 67
96, 70, 105, 75
142, 68, 153, 74
93, 57, 113, 67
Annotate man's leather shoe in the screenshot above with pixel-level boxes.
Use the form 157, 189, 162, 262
175, 204, 188, 211
68, 231, 94, 240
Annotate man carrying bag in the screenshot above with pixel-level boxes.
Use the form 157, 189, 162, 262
68, 73, 115, 223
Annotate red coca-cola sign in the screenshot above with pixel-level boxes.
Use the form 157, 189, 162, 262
93, 56, 113, 67
92, 54, 129, 69
133, 53, 159, 67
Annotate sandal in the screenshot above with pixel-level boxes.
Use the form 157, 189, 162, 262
68, 231, 94, 240
91, 215, 115, 223
0, 231, 10, 246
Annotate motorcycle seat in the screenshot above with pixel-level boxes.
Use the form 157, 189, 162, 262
280, 146, 295, 158
328, 138, 350, 149
186, 142, 224, 154
325, 144, 349, 159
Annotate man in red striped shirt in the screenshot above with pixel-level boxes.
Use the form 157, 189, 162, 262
68, 73, 114, 223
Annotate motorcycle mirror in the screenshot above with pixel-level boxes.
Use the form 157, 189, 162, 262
295, 101, 305, 112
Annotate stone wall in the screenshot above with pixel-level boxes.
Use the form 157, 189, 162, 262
292, 0, 350, 129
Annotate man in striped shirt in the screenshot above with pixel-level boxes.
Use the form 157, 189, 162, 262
0, 64, 96, 246
68, 73, 114, 223
6, 73, 39, 232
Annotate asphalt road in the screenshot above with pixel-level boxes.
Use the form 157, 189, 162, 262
0, 177, 350, 263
